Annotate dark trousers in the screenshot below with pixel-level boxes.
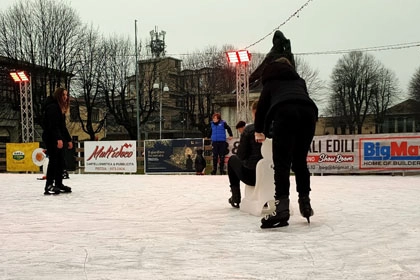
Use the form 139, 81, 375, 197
271, 103, 317, 199
45, 141, 65, 188
227, 155, 256, 187
212, 141, 227, 171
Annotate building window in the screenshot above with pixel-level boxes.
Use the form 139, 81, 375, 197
92, 108, 99, 123
176, 97, 184, 108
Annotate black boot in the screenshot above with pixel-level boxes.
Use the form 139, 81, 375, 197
298, 196, 314, 223
261, 196, 290, 228
44, 184, 60, 195
58, 184, 72, 193
220, 166, 226, 175
228, 186, 241, 208
62, 170, 69, 179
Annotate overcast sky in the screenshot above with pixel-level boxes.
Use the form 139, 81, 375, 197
2, 0, 420, 98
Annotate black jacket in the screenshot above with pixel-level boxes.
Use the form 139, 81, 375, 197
254, 62, 318, 134
236, 124, 262, 170
42, 96, 71, 144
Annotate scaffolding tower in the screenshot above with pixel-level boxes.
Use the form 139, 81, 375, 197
235, 63, 250, 123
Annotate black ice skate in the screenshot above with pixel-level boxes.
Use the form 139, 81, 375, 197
228, 186, 241, 208
298, 196, 314, 223
58, 184, 72, 193
44, 185, 60, 195
260, 197, 290, 228
62, 170, 70, 179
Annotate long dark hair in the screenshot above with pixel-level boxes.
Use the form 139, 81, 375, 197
53, 87, 69, 114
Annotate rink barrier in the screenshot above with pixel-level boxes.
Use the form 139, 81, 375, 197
73, 141, 213, 174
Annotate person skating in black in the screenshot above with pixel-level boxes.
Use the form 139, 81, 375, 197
42, 87, 73, 195
227, 101, 262, 208
254, 57, 318, 228
194, 148, 206, 175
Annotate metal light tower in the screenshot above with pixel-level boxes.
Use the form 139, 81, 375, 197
226, 50, 251, 124
10, 71, 34, 142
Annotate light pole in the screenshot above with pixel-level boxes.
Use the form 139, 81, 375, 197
153, 82, 169, 139
10, 70, 34, 142
134, 20, 141, 147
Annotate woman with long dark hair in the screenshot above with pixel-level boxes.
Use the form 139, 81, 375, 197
42, 87, 73, 195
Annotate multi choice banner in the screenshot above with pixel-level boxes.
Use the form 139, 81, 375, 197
307, 133, 420, 173
84, 140, 137, 173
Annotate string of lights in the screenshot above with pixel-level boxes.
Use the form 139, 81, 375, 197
243, 0, 314, 50
167, 41, 420, 61
295, 41, 420, 56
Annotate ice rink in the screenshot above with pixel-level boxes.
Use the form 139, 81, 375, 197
1, 173, 420, 280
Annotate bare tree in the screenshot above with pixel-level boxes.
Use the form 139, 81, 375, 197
179, 45, 235, 136
71, 26, 107, 140
101, 35, 141, 140
408, 66, 420, 101
370, 67, 399, 133
295, 55, 326, 106
328, 51, 399, 134
0, 0, 83, 125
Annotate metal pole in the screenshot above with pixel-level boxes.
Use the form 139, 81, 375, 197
159, 84, 162, 139
135, 20, 141, 146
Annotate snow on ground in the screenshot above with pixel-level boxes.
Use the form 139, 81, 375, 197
1, 173, 420, 280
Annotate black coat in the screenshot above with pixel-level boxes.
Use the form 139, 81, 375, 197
42, 96, 71, 145
254, 62, 318, 135
236, 124, 262, 170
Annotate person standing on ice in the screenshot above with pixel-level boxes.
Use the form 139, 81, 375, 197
207, 113, 233, 175
226, 100, 262, 208
254, 57, 318, 228
42, 87, 73, 195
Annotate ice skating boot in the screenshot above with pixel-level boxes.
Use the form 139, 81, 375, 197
44, 184, 60, 195
62, 170, 70, 179
298, 196, 314, 223
58, 184, 72, 193
261, 196, 290, 228
228, 186, 241, 208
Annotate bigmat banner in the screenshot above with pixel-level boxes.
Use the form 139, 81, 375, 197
145, 138, 203, 174
84, 140, 137, 173
307, 133, 420, 173
6, 142, 40, 172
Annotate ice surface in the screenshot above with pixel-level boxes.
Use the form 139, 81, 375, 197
1, 173, 420, 280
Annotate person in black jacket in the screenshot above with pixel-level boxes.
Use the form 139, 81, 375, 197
194, 148, 206, 175
227, 101, 262, 208
249, 30, 295, 88
42, 87, 73, 195
254, 57, 318, 228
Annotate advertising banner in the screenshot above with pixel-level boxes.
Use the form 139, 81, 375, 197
307, 133, 420, 173
84, 140, 137, 173
6, 142, 40, 172
145, 138, 203, 174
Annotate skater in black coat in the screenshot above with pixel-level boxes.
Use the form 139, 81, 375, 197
194, 148, 206, 175
42, 87, 73, 195
227, 101, 262, 208
254, 57, 318, 228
